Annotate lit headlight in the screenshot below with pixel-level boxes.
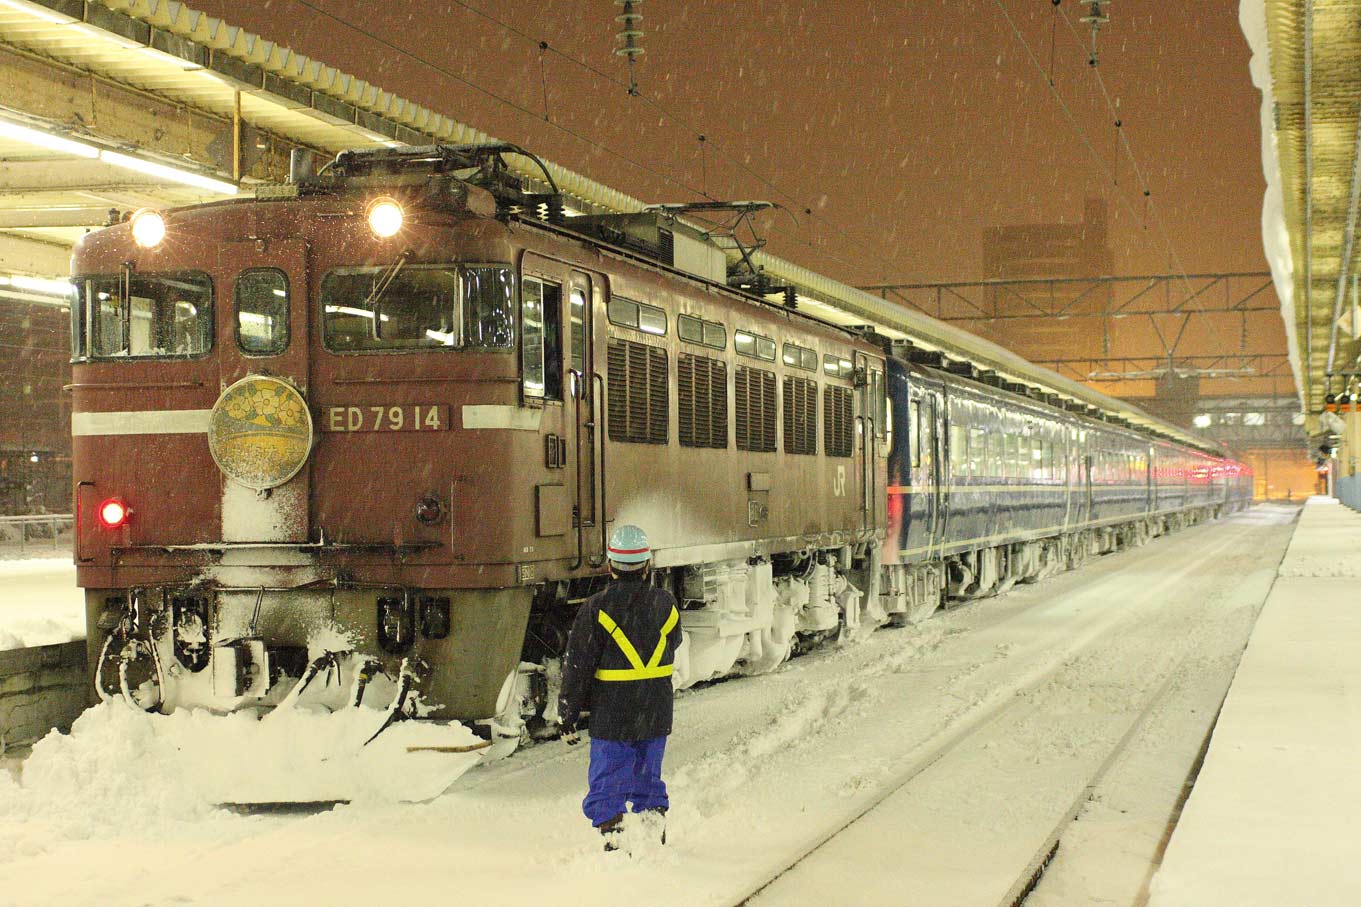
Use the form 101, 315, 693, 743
367, 197, 403, 238
130, 209, 166, 248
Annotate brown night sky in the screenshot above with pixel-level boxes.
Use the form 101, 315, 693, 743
188, 0, 1269, 290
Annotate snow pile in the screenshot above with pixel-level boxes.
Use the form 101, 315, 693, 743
1239, 0, 1305, 409
0, 701, 487, 863
0, 557, 84, 650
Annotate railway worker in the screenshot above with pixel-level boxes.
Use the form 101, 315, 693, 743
558, 524, 682, 851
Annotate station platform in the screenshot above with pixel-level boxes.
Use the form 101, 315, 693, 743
1151, 497, 1361, 906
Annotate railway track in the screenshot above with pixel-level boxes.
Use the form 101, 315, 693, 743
729, 514, 1287, 907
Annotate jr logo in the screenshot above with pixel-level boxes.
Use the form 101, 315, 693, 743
833, 465, 847, 497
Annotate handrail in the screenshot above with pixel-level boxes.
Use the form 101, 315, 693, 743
568, 367, 586, 571
0, 513, 74, 556
0, 514, 73, 524
591, 371, 608, 568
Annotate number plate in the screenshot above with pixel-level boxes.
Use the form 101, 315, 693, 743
323, 405, 450, 432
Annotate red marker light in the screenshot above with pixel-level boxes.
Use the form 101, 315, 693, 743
97, 498, 129, 530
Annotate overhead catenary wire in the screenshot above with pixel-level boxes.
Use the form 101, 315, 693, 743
990, 0, 1233, 359
292, 0, 713, 203
437, 0, 908, 281
1055, 4, 1238, 358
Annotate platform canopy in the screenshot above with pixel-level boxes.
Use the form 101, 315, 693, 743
1247, 0, 1361, 418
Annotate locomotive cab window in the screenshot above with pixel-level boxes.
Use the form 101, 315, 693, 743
522, 276, 563, 401
76, 271, 213, 360
322, 264, 513, 353
235, 269, 288, 355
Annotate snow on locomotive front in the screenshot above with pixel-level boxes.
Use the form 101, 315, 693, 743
69, 156, 535, 777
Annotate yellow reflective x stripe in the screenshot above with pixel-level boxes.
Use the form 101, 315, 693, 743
594, 606, 678, 682
596, 610, 645, 669
648, 607, 679, 668
596, 664, 674, 681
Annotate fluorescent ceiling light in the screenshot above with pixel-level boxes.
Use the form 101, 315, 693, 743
0, 0, 75, 23
0, 275, 73, 296
99, 150, 238, 195
0, 118, 98, 158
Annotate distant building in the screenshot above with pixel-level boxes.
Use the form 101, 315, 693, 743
975, 197, 1115, 367
983, 197, 1113, 283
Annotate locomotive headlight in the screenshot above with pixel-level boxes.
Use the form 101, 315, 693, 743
130, 209, 166, 248
366, 197, 404, 238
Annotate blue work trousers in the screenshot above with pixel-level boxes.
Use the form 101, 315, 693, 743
582, 735, 669, 827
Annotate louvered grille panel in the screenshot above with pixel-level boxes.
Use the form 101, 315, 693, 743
736, 366, 776, 452
824, 386, 854, 457
783, 376, 818, 455
608, 338, 669, 444
678, 353, 728, 448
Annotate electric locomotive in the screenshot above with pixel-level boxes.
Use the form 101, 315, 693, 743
70, 145, 890, 748
69, 144, 1250, 758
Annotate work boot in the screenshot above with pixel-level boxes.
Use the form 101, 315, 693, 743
640, 806, 667, 845
597, 813, 625, 852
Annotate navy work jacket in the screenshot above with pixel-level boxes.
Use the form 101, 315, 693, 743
558, 576, 681, 741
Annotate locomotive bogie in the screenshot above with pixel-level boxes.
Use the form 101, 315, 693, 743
85, 584, 531, 720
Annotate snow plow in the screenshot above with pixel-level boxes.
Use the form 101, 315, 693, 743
93, 602, 515, 807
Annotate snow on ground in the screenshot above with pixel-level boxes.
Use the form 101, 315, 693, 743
1149, 498, 1361, 907
0, 508, 1298, 906
0, 557, 84, 651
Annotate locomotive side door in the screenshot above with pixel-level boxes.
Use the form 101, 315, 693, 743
924, 392, 943, 551
216, 240, 311, 543
854, 352, 887, 533
568, 270, 602, 567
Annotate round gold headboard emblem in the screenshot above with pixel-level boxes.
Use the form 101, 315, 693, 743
208, 375, 313, 490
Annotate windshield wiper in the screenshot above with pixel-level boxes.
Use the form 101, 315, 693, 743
362, 250, 412, 313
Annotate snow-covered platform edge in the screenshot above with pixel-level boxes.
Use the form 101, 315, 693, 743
0, 641, 87, 752
1150, 497, 1361, 906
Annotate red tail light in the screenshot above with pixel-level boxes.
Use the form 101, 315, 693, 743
97, 498, 130, 530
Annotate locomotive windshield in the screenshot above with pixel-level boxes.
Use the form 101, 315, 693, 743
72, 271, 213, 360
322, 264, 513, 352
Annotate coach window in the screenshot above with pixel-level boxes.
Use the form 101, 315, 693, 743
522, 276, 563, 401
968, 428, 986, 477
235, 269, 289, 355
986, 432, 1002, 477
80, 271, 213, 360
949, 424, 967, 475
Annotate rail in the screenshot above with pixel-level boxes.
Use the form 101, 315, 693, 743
0, 514, 73, 555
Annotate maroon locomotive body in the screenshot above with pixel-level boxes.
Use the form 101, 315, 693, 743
70, 146, 888, 736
